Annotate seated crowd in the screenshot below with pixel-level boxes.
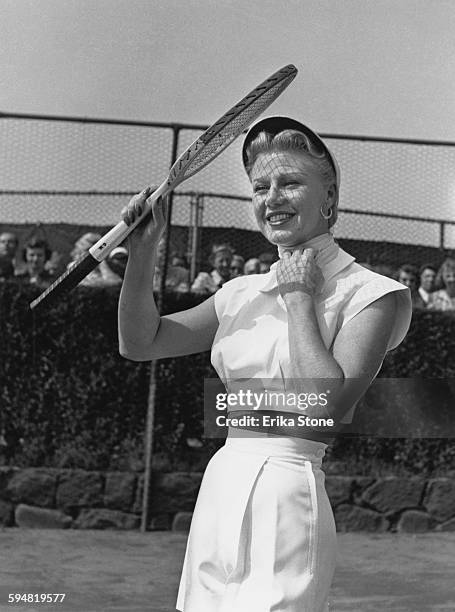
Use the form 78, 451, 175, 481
0, 231, 127, 290
0, 230, 454, 311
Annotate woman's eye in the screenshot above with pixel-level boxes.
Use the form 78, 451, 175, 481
253, 185, 268, 193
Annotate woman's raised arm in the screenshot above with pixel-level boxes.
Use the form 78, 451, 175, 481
118, 187, 219, 361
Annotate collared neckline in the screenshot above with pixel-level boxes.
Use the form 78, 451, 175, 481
257, 234, 355, 293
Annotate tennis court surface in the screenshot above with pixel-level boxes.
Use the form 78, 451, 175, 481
0, 529, 454, 611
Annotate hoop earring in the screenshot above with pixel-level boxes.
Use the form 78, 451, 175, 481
320, 205, 333, 220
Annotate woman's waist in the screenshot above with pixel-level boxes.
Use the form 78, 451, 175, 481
225, 426, 328, 464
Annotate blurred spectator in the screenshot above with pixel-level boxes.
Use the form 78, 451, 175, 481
397, 264, 419, 291
258, 251, 277, 273
0, 231, 18, 260
191, 244, 233, 294
153, 242, 190, 292
397, 263, 425, 309
0, 231, 22, 273
418, 263, 437, 306
0, 255, 14, 281
244, 258, 261, 275
428, 258, 455, 311
68, 233, 122, 286
16, 237, 54, 289
170, 252, 189, 269
155, 264, 190, 293
45, 251, 65, 276
230, 254, 245, 278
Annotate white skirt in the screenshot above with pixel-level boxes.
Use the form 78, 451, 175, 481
176, 431, 337, 612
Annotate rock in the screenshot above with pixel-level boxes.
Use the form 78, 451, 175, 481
172, 512, 193, 532
362, 477, 425, 514
6, 468, 57, 507
325, 476, 354, 507
0, 499, 14, 526
423, 478, 455, 522
74, 508, 139, 530
104, 472, 136, 512
15, 504, 72, 529
56, 470, 103, 512
334, 504, 388, 532
149, 514, 171, 531
434, 517, 455, 532
352, 477, 376, 504
150, 472, 203, 513
0, 466, 18, 496
397, 510, 432, 533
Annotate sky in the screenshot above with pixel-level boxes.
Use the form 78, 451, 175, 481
2, 0, 455, 141
1, 0, 455, 241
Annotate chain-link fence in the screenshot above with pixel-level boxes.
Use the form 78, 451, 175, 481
1, 112, 455, 278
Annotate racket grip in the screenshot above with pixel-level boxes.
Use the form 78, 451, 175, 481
89, 181, 169, 262
30, 252, 100, 311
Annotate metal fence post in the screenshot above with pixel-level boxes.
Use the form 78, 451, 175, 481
188, 193, 204, 283
439, 221, 446, 252
141, 125, 181, 532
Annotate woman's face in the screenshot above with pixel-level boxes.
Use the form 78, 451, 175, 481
25, 247, 46, 273
398, 270, 418, 291
442, 266, 455, 291
420, 268, 435, 292
230, 257, 244, 278
0, 233, 18, 259
213, 252, 232, 279
250, 150, 334, 247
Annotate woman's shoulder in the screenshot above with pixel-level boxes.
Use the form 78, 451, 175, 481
333, 259, 412, 350
330, 259, 405, 296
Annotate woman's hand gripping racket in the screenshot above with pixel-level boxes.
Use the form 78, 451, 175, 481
30, 63, 298, 311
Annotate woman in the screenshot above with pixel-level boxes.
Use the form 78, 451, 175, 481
397, 263, 426, 309
18, 237, 54, 289
119, 116, 412, 612
428, 258, 455, 311
230, 254, 245, 278
191, 244, 234, 294
418, 263, 437, 306
244, 257, 261, 275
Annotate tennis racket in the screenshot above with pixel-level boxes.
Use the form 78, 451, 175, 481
30, 63, 298, 311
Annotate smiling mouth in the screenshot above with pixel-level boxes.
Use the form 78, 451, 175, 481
266, 212, 295, 226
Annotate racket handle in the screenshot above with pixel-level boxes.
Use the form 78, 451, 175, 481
30, 252, 100, 311
89, 180, 169, 262
29, 181, 170, 311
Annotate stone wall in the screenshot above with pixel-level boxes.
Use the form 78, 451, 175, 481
1, 466, 454, 532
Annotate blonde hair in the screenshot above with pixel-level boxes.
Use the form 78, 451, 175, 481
435, 257, 455, 289
244, 129, 338, 227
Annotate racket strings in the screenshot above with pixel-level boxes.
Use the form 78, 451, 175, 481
181, 76, 296, 178
29, 64, 297, 310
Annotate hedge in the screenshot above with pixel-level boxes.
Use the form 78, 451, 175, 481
0, 281, 454, 475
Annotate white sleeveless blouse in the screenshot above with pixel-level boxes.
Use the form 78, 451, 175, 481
210, 235, 412, 423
